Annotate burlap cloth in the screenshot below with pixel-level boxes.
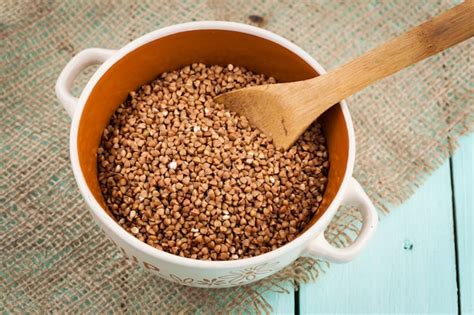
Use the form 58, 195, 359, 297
1, 0, 472, 313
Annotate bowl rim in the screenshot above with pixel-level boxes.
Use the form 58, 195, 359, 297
69, 21, 356, 269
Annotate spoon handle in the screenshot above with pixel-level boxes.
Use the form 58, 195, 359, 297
304, 1, 474, 113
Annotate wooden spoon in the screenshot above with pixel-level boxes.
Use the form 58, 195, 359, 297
215, 1, 474, 150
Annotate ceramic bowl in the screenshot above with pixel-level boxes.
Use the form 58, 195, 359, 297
55, 21, 378, 288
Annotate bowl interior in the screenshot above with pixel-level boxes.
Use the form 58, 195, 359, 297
77, 29, 349, 228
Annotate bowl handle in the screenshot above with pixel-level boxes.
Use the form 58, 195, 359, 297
55, 48, 116, 118
304, 177, 378, 263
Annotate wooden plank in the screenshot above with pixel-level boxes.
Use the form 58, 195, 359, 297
451, 134, 474, 314
263, 282, 295, 314
298, 161, 458, 314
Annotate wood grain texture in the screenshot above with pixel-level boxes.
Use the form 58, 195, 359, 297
452, 134, 474, 314
298, 162, 458, 314
215, 2, 474, 149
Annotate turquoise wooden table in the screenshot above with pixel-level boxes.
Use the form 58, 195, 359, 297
262, 134, 473, 314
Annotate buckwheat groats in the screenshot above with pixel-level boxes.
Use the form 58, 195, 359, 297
98, 63, 329, 260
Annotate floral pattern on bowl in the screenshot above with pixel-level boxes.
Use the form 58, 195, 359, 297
166, 261, 280, 287
217, 261, 280, 285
